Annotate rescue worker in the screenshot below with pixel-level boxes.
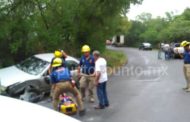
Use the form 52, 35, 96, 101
50, 58, 85, 116
78, 45, 95, 103
179, 40, 190, 92
48, 49, 67, 74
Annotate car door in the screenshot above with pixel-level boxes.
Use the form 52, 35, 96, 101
65, 60, 79, 78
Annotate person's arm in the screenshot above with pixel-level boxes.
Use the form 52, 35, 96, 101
78, 58, 82, 77
48, 58, 54, 74
48, 66, 52, 75
78, 66, 81, 75
95, 71, 101, 86
50, 72, 55, 84
176, 48, 184, 58
91, 56, 96, 77
67, 68, 76, 87
179, 54, 184, 59
61, 50, 67, 58
95, 61, 101, 86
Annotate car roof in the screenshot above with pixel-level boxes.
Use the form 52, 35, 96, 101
34, 53, 79, 63
0, 95, 80, 122
143, 42, 151, 44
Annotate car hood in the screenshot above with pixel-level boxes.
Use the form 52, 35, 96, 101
0, 66, 37, 87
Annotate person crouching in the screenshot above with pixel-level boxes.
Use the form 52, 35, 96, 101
50, 58, 85, 116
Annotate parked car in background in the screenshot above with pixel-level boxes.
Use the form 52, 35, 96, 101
0, 53, 79, 102
0, 95, 80, 122
170, 43, 184, 59
139, 42, 152, 50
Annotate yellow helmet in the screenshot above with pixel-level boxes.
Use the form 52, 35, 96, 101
81, 45, 90, 53
52, 58, 63, 67
180, 40, 190, 47
54, 50, 62, 57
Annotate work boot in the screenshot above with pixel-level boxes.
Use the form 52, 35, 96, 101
183, 87, 188, 90
94, 105, 105, 109
89, 97, 95, 103
185, 88, 190, 92
79, 109, 86, 116
82, 97, 85, 102
105, 104, 110, 107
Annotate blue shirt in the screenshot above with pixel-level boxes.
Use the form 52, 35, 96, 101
50, 67, 71, 84
80, 55, 95, 75
184, 50, 190, 64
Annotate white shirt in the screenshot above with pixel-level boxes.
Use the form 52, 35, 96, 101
95, 57, 108, 83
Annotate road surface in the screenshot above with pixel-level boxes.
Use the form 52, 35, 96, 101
40, 47, 190, 122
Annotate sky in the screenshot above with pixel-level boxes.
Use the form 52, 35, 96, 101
127, 0, 190, 20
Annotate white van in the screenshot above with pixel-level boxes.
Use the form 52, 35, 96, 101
0, 95, 81, 122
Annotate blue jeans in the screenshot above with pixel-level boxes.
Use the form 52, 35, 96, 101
165, 51, 171, 60
97, 82, 109, 107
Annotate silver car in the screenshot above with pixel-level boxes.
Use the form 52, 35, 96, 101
0, 53, 79, 101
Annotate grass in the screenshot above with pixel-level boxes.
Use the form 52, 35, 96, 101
102, 49, 127, 74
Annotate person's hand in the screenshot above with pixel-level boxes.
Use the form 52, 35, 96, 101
95, 81, 99, 86
61, 50, 67, 58
77, 72, 81, 78
71, 80, 76, 87
176, 48, 179, 54
91, 73, 96, 77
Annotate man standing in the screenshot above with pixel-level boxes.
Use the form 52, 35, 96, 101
180, 41, 190, 92
93, 50, 109, 109
50, 58, 85, 116
158, 42, 164, 60
78, 45, 95, 103
163, 43, 170, 60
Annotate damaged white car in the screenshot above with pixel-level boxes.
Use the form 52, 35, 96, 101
0, 53, 79, 102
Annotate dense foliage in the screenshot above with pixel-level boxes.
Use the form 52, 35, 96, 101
126, 8, 190, 47
0, 0, 141, 67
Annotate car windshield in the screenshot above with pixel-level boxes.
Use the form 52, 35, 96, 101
16, 56, 49, 75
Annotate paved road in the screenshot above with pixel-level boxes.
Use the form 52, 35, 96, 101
40, 47, 190, 122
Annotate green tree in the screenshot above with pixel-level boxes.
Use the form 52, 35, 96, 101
0, 0, 142, 66
160, 8, 190, 42
125, 21, 145, 47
